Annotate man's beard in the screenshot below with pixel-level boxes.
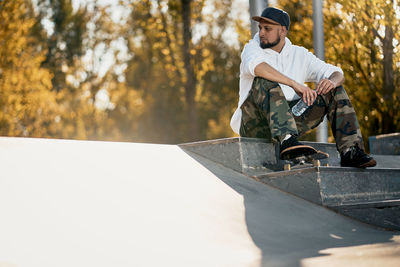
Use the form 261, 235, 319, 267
260, 36, 281, 49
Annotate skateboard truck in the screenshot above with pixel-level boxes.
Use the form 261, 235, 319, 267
284, 157, 321, 171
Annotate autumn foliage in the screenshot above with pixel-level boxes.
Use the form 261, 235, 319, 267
0, 0, 398, 144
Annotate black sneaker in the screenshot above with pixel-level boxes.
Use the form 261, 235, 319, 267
279, 135, 316, 160
340, 145, 377, 168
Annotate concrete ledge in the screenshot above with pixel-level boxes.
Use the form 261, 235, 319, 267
256, 166, 400, 231
180, 138, 339, 175
371, 155, 400, 168
319, 167, 400, 207
369, 132, 400, 155
180, 138, 279, 175
256, 167, 400, 206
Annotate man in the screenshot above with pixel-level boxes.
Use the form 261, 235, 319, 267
230, 7, 376, 168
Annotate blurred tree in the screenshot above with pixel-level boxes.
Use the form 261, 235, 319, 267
181, 0, 198, 140
325, 0, 400, 139
0, 0, 61, 137
196, 1, 248, 140
34, 0, 89, 92
118, 0, 245, 143
30, 0, 124, 140
279, 0, 314, 50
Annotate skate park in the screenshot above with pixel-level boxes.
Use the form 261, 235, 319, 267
1, 0, 400, 266
0, 135, 399, 267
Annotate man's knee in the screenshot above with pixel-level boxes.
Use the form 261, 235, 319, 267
333, 85, 350, 99
252, 77, 280, 92
331, 86, 355, 109
321, 85, 350, 106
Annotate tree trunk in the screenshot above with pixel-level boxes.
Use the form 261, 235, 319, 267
181, 0, 198, 140
381, 13, 395, 133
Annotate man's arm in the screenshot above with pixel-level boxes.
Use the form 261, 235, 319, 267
316, 71, 344, 95
254, 62, 317, 105
305, 49, 344, 95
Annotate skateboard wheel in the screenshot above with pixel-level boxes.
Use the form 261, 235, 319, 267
284, 164, 291, 171
313, 160, 321, 167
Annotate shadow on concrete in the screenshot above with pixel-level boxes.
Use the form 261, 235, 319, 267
182, 149, 398, 267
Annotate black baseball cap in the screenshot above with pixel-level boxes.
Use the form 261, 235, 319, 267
252, 7, 290, 30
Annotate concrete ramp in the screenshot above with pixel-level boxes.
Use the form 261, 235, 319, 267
0, 137, 399, 267
181, 138, 400, 230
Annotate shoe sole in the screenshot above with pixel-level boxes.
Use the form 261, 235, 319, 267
358, 159, 377, 168
341, 158, 377, 168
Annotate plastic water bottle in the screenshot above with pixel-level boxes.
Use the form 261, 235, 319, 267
292, 99, 310, 116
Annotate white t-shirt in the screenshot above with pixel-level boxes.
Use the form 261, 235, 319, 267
230, 33, 343, 134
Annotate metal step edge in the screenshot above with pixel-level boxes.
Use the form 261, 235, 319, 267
253, 166, 318, 179
255, 166, 400, 178
319, 166, 400, 172
326, 199, 400, 209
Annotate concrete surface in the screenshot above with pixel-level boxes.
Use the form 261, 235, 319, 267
0, 137, 399, 267
372, 154, 400, 168
180, 138, 340, 175
181, 138, 400, 230
369, 132, 400, 155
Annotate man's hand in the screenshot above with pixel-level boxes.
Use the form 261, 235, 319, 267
292, 82, 317, 106
316, 79, 336, 95
316, 72, 344, 95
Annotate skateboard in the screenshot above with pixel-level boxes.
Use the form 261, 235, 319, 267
280, 145, 329, 171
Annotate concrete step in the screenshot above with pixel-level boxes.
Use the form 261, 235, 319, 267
180, 138, 400, 231
181, 137, 281, 175
180, 137, 340, 175
369, 132, 400, 155
254, 167, 400, 230
371, 154, 400, 168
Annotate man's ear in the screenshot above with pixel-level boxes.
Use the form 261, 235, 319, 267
280, 26, 287, 37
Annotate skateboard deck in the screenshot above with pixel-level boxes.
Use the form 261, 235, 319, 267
281, 146, 329, 171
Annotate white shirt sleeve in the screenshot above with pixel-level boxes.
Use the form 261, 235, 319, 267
240, 33, 268, 77
304, 50, 343, 83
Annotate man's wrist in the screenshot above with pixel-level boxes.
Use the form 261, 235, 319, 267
328, 79, 337, 88
289, 79, 298, 89
291, 81, 304, 95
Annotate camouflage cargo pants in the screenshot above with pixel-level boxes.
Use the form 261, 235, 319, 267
239, 77, 364, 153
